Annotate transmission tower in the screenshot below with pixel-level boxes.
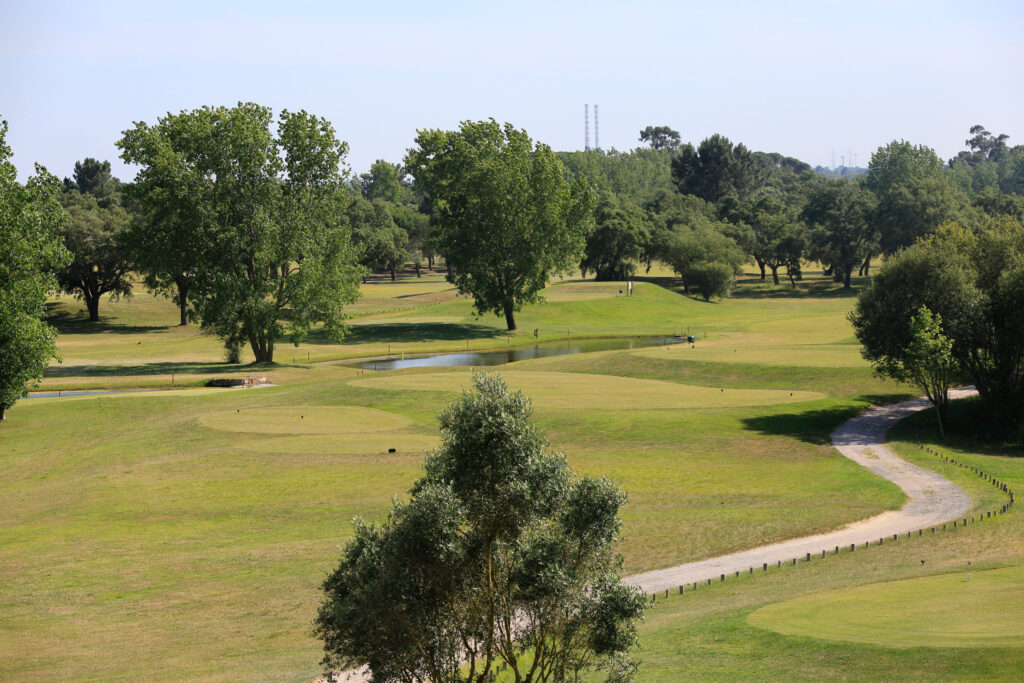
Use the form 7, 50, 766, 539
594, 104, 600, 150
584, 104, 590, 150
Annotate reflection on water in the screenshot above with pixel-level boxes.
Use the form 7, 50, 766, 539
344, 336, 687, 371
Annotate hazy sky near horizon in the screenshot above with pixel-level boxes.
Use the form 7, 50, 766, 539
2, 0, 1022, 182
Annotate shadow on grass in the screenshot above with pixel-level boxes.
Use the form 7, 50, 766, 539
740, 393, 914, 446
305, 321, 507, 346
45, 307, 173, 335
896, 396, 1024, 454
44, 361, 310, 378
741, 405, 867, 445
730, 277, 865, 299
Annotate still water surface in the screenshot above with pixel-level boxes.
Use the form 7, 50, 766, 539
344, 336, 687, 371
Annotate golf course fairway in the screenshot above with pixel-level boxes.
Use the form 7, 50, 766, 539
349, 370, 825, 410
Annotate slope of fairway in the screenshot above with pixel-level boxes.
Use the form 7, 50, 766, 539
746, 565, 1024, 648
200, 405, 415, 434
349, 370, 825, 410
4, 271, 952, 681
631, 343, 866, 368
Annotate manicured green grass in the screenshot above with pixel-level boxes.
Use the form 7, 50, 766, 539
6, 270, 1016, 680
350, 369, 826, 409
603, 403, 1024, 681
746, 565, 1024, 648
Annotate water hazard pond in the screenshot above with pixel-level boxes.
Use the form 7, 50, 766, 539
341, 336, 689, 371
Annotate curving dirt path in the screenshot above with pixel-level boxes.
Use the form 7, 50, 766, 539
624, 389, 976, 593
324, 391, 977, 680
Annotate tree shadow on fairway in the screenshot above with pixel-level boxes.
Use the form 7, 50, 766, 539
45, 307, 172, 335
44, 360, 311, 379
739, 394, 911, 446
307, 322, 507, 346
729, 278, 865, 300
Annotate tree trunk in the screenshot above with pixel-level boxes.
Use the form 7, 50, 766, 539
248, 331, 274, 363
503, 302, 517, 331
175, 276, 190, 326
843, 263, 853, 288
0, 405, 6, 422
86, 294, 100, 321
427, 255, 434, 270
390, 265, 397, 281
756, 259, 766, 280
415, 263, 421, 277
770, 265, 780, 285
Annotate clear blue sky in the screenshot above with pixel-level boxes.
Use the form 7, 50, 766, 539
2, 0, 1022, 182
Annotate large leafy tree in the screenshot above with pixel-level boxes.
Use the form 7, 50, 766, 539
851, 219, 1024, 430
56, 185, 134, 321
391, 203, 433, 272
119, 103, 364, 362
720, 191, 805, 284
580, 194, 650, 280
865, 140, 944, 197
0, 120, 71, 421
62, 157, 120, 198
406, 120, 593, 330
359, 159, 407, 204
802, 178, 877, 288
638, 125, 681, 151
315, 373, 646, 682
874, 175, 975, 254
348, 196, 408, 281
671, 134, 766, 203
119, 124, 210, 327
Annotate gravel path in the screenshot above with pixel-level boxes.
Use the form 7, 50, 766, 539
324, 391, 975, 680
624, 389, 975, 593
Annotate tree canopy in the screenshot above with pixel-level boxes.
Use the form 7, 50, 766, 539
56, 189, 134, 321
406, 120, 593, 330
347, 196, 408, 281
580, 193, 650, 281
851, 218, 1024, 432
0, 120, 70, 421
639, 125, 681, 151
315, 373, 646, 682
671, 134, 766, 203
865, 140, 945, 197
803, 178, 877, 288
119, 103, 364, 362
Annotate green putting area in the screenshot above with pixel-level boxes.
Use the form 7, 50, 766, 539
746, 565, 1024, 648
349, 370, 825, 410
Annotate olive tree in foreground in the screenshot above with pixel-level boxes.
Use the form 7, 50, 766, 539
0, 120, 70, 421
405, 120, 594, 330
119, 103, 364, 362
315, 373, 646, 682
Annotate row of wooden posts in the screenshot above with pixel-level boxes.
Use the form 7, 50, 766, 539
649, 443, 1016, 602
